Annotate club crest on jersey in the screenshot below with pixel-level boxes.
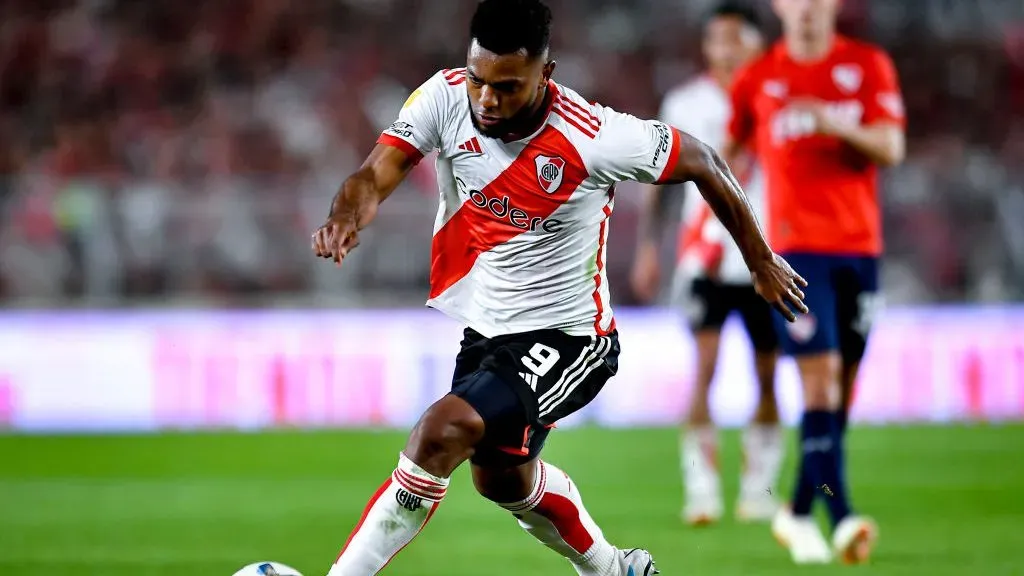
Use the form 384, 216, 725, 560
534, 155, 565, 194
831, 64, 863, 94
763, 80, 787, 99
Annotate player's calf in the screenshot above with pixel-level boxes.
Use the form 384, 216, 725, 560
479, 459, 655, 576
680, 330, 723, 525
790, 354, 854, 526
327, 395, 484, 576
680, 425, 723, 526
737, 423, 782, 522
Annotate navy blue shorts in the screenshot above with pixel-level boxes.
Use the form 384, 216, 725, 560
449, 328, 619, 468
774, 253, 881, 363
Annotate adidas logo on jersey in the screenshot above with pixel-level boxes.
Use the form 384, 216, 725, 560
458, 137, 483, 154
519, 371, 539, 390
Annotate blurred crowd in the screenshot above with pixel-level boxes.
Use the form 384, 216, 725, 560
1, 0, 1022, 306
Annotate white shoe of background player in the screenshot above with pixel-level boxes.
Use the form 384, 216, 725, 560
682, 490, 723, 526
735, 490, 780, 522
772, 507, 833, 564
832, 515, 878, 564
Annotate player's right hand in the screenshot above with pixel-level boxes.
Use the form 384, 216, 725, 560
751, 252, 809, 322
311, 214, 361, 266
630, 242, 661, 303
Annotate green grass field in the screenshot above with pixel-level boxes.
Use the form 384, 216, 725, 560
2, 425, 1023, 575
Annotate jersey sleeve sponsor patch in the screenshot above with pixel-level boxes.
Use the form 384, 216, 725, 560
377, 71, 448, 159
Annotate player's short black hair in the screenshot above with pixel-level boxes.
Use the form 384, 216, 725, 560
708, 1, 761, 29
470, 0, 553, 59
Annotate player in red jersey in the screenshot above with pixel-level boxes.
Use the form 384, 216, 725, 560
725, 0, 906, 565
311, 1, 806, 574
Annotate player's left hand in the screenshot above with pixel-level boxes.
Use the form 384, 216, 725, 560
311, 209, 371, 266
787, 98, 844, 137
751, 253, 809, 322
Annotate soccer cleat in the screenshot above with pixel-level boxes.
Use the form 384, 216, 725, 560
832, 515, 878, 565
617, 548, 659, 576
772, 507, 833, 564
735, 492, 780, 523
681, 491, 723, 526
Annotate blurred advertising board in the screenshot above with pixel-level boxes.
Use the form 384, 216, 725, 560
0, 307, 1021, 432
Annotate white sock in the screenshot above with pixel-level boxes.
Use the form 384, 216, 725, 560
681, 426, 721, 499
500, 461, 618, 576
740, 424, 784, 500
328, 453, 448, 576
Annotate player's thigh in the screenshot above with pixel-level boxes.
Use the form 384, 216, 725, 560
459, 329, 618, 468
734, 284, 779, 354
450, 367, 539, 468
774, 253, 840, 357
683, 277, 731, 333
527, 330, 619, 426
835, 257, 882, 366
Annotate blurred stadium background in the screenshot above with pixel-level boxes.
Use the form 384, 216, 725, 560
1, 0, 1023, 574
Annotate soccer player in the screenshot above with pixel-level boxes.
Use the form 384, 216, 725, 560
725, 0, 906, 565
631, 2, 783, 527
312, 1, 807, 574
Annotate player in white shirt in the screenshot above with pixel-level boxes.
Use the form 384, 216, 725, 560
632, 2, 785, 527
312, 1, 807, 574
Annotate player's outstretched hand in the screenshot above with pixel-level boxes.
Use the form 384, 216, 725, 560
751, 253, 809, 322
311, 213, 361, 266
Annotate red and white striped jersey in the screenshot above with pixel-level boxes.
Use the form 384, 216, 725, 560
659, 75, 765, 285
377, 68, 682, 338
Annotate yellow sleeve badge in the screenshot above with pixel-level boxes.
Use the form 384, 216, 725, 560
403, 88, 423, 109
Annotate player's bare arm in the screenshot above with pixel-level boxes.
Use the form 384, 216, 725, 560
312, 144, 417, 264
789, 99, 905, 166
663, 128, 808, 321
636, 183, 674, 251
630, 183, 675, 302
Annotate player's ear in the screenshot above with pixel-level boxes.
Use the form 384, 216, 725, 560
542, 60, 556, 84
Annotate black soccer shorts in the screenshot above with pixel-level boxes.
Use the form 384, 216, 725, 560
685, 277, 778, 353
449, 327, 619, 467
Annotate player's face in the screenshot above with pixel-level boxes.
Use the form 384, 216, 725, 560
772, 0, 839, 40
466, 39, 554, 138
703, 16, 762, 78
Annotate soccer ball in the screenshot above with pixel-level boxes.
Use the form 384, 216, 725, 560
231, 562, 303, 576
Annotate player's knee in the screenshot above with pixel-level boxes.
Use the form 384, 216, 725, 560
693, 332, 720, 385
754, 351, 778, 393
471, 461, 536, 504
696, 356, 718, 385
797, 353, 841, 410
405, 395, 486, 477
